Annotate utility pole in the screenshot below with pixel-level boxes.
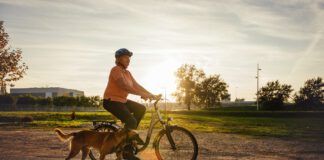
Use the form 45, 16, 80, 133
256, 63, 261, 110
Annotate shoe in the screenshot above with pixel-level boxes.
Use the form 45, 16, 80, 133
123, 144, 141, 160
134, 134, 145, 145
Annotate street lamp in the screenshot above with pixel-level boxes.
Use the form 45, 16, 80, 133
256, 63, 261, 110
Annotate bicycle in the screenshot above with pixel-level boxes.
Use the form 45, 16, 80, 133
88, 94, 199, 160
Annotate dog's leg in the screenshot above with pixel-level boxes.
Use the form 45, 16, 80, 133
81, 147, 90, 160
116, 151, 123, 160
65, 149, 81, 160
65, 140, 82, 160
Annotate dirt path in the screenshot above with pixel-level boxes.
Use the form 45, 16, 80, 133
0, 127, 323, 160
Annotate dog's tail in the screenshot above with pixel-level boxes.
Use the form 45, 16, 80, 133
54, 128, 74, 142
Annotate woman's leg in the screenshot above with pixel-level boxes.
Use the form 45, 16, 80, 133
103, 99, 137, 129
103, 99, 145, 155
125, 99, 146, 128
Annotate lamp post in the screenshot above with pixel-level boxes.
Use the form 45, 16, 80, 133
256, 63, 261, 111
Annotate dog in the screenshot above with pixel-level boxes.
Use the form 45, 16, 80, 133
54, 128, 138, 160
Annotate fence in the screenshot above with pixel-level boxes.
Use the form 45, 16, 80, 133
0, 105, 103, 112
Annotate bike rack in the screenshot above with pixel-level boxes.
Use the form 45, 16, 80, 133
92, 120, 117, 127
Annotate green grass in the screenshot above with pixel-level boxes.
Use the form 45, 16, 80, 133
167, 111, 324, 139
1, 110, 324, 140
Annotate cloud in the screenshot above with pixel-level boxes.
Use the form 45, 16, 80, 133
1, 0, 323, 100
289, 28, 324, 75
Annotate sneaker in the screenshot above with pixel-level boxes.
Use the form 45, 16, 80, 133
123, 144, 141, 160
134, 134, 145, 145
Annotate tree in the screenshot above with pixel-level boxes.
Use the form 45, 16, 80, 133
76, 96, 101, 107
195, 74, 230, 108
0, 21, 28, 95
173, 64, 205, 110
294, 77, 323, 108
258, 80, 293, 110
235, 98, 245, 102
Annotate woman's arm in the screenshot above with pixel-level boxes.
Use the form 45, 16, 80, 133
115, 77, 144, 96
129, 72, 153, 96
110, 67, 147, 97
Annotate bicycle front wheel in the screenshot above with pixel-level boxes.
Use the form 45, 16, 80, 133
154, 126, 198, 160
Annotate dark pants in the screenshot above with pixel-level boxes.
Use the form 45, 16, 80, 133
103, 99, 146, 130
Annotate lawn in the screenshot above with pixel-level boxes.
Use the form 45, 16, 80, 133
1, 110, 324, 140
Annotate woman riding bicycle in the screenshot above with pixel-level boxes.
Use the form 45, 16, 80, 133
100, 49, 198, 160
103, 48, 157, 134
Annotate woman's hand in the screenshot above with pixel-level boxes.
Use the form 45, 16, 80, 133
141, 93, 158, 101
140, 93, 150, 101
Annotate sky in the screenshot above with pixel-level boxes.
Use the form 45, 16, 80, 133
0, 0, 323, 101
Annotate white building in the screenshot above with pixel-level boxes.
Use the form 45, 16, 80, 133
10, 87, 84, 98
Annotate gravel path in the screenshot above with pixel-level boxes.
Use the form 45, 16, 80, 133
0, 127, 323, 160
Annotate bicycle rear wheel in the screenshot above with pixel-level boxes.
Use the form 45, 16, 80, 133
89, 124, 119, 160
154, 126, 198, 160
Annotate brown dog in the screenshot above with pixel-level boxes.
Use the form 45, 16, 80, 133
54, 128, 138, 160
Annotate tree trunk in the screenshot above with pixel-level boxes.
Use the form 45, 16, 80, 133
0, 80, 6, 95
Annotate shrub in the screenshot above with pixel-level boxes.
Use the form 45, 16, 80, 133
53, 96, 77, 107
36, 97, 52, 106
16, 94, 36, 106
0, 94, 14, 105
75, 96, 101, 107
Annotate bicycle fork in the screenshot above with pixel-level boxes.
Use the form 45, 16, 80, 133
165, 125, 177, 150
156, 108, 177, 150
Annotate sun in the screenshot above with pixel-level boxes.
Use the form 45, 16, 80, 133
141, 57, 182, 101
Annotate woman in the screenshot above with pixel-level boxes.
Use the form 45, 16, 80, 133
103, 48, 157, 131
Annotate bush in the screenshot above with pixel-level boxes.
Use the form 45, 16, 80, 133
76, 96, 89, 107
53, 96, 77, 107
88, 96, 101, 107
75, 96, 101, 107
36, 97, 52, 106
16, 95, 36, 106
1, 94, 102, 108
0, 94, 14, 105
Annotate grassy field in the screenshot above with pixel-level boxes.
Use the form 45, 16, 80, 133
1, 110, 324, 140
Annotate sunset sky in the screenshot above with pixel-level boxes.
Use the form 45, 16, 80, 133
0, 0, 323, 101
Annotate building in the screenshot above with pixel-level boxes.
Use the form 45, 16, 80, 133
10, 87, 84, 98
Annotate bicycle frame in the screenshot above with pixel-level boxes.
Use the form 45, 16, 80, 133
92, 96, 176, 153
138, 96, 176, 152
